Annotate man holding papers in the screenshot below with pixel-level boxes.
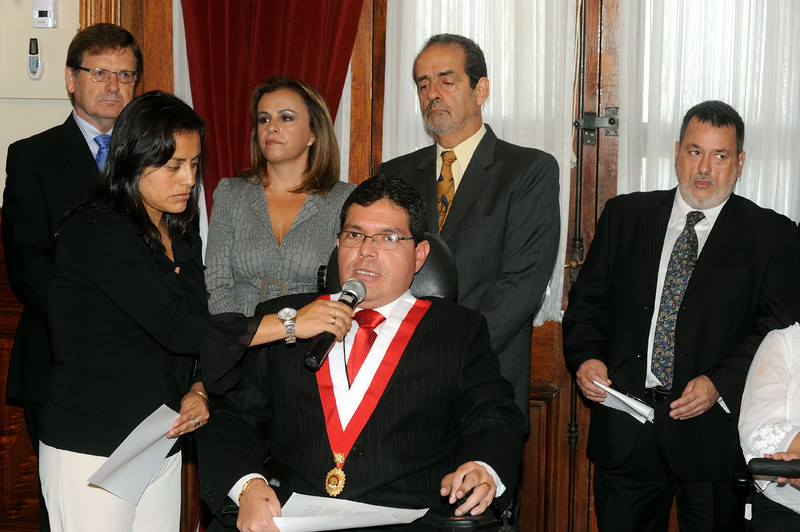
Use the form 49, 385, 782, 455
197, 175, 522, 531
563, 101, 800, 531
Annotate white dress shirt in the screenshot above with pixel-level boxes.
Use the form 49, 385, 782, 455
739, 323, 800, 514
435, 124, 486, 191
72, 110, 113, 160
645, 191, 726, 394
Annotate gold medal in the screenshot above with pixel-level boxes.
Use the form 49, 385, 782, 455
325, 452, 346, 496
325, 467, 346, 496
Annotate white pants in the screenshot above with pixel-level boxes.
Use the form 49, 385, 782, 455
39, 441, 181, 532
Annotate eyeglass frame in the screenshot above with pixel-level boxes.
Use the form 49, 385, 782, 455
337, 231, 416, 250
74, 66, 138, 84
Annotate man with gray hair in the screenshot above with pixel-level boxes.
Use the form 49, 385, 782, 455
378, 33, 560, 432
564, 100, 800, 530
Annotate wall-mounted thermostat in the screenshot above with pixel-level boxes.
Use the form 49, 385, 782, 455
33, 0, 58, 28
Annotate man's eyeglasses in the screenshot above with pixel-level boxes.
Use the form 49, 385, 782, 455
75, 66, 138, 84
337, 231, 415, 250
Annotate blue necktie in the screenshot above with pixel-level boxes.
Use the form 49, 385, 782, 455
94, 134, 111, 170
651, 210, 705, 389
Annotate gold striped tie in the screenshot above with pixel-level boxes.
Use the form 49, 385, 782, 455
437, 150, 457, 232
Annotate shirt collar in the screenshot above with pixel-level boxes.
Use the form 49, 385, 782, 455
669, 187, 728, 229
72, 109, 113, 146
436, 123, 486, 167
354, 290, 413, 318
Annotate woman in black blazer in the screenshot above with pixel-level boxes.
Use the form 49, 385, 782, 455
37, 91, 354, 532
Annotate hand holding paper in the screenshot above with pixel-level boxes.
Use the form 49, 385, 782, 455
88, 404, 179, 505
593, 381, 654, 424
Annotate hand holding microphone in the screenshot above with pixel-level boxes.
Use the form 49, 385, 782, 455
304, 279, 366, 370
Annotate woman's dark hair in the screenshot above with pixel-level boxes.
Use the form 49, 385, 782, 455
63, 91, 205, 254
239, 76, 340, 194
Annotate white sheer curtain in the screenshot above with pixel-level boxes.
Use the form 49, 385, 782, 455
619, 1, 800, 221
383, 0, 576, 324
172, 0, 210, 257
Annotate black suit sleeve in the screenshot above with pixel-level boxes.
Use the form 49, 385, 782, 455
4, 140, 57, 316
704, 217, 800, 415
451, 311, 524, 501
562, 196, 615, 373
195, 372, 274, 521
477, 152, 560, 355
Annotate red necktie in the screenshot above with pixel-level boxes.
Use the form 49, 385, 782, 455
348, 309, 386, 382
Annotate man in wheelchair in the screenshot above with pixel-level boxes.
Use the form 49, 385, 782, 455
196, 175, 522, 531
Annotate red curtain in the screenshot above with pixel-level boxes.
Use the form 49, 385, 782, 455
181, 0, 365, 212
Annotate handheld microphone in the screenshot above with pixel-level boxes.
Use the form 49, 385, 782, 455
304, 278, 366, 371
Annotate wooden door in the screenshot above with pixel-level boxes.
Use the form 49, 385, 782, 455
563, 1, 620, 530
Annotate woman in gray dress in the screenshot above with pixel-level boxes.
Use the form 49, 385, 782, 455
205, 76, 355, 314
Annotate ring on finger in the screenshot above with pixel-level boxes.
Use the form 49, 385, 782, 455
193, 417, 200, 428
479, 481, 491, 489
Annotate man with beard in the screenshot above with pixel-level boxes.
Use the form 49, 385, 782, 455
563, 100, 800, 530
378, 34, 560, 432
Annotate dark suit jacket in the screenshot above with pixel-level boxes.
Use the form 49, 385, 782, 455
3, 114, 98, 402
377, 125, 560, 428
563, 189, 800, 480
197, 294, 523, 531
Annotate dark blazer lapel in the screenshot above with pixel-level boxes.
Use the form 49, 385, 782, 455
624, 191, 674, 306
641, 192, 674, 284
381, 304, 432, 393
408, 149, 438, 232
61, 115, 99, 189
439, 127, 497, 240
686, 195, 744, 294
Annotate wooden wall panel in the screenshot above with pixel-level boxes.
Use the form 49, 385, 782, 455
349, 0, 387, 183
567, 1, 620, 530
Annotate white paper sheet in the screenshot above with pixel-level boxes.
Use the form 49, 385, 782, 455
273, 493, 428, 531
87, 404, 180, 505
594, 381, 655, 424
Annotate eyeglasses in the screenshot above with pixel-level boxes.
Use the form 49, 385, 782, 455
75, 66, 138, 84
337, 231, 415, 250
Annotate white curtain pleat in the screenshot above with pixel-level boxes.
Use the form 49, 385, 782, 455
383, 0, 576, 324
173, 0, 209, 259
619, 0, 800, 221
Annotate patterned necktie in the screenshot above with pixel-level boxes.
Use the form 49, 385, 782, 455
94, 134, 111, 170
437, 150, 457, 232
348, 309, 386, 382
651, 210, 705, 389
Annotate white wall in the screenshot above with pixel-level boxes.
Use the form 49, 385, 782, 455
0, 0, 80, 202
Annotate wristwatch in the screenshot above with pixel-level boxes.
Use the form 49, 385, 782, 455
277, 307, 297, 344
